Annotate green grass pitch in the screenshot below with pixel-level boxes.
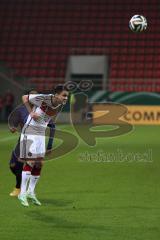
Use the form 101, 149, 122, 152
0, 124, 160, 240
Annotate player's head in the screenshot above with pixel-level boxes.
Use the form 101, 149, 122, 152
54, 85, 69, 105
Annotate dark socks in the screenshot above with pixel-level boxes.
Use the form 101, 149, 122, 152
10, 166, 22, 188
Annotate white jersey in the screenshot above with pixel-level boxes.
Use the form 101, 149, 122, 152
22, 94, 61, 135
20, 94, 62, 159
25, 106, 51, 129
29, 94, 54, 108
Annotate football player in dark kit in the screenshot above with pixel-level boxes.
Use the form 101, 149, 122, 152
8, 90, 55, 197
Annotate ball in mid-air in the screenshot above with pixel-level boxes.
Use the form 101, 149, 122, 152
129, 15, 147, 32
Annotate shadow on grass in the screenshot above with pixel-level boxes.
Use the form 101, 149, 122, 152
27, 210, 108, 232
40, 198, 73, 207
27, 206, 159, 235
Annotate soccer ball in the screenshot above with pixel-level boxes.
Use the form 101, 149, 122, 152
129, 15, 147, 32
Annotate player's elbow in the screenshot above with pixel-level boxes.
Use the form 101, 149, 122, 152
10, 127, 17, 133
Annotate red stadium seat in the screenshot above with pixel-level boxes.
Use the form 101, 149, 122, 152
0, 0, 159, 91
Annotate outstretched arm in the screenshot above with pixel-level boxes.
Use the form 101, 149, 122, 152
9, 108, 20, 133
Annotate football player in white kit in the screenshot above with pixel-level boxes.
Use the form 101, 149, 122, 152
18, 85, 69, 207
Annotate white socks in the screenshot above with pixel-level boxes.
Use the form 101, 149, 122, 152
27, 175, 40, 195
20, 171, 31, 195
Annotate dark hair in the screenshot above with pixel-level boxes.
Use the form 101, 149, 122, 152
54, 84, 68, 94
24, 89, 38, 95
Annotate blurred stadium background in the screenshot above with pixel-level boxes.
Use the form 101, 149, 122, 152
0, 0, 160, 123
0, 1, 160, 240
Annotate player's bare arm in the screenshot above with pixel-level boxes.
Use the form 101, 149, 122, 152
10, 127, 17, 133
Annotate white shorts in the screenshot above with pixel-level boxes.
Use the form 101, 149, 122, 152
20, 133, 46, 159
